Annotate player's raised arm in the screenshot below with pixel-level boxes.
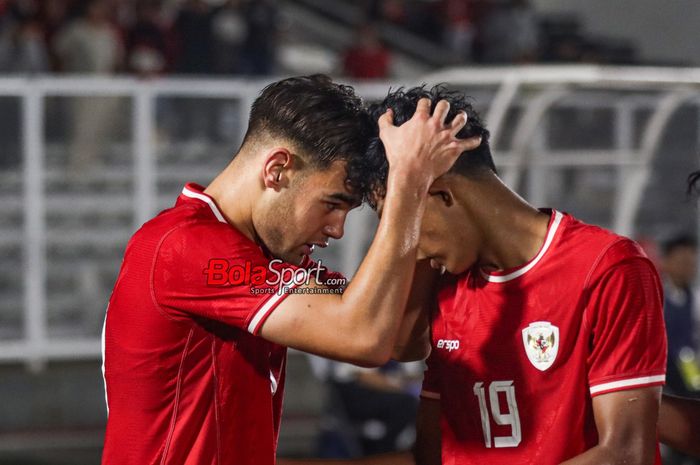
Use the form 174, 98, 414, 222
260, 100, 480, 365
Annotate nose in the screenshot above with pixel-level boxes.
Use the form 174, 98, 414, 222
323, 214, 345, 240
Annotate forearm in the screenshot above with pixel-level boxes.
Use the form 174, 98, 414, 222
392, 261, 436, 362
278, 451, 414, 465
335, 172, 429, 362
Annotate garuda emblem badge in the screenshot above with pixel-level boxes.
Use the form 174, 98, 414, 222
522, 321, 559, 371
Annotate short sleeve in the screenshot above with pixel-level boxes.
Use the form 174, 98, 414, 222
152, 223, 304, 335
420, 349, 442, 400
586, 254, 667, 397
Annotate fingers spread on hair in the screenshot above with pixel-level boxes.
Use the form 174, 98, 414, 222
414, 98, 432, 119
449, 111, 468, 136
433, 100, 451, 126
459, 135, 483, 152
378, 108, 394, 131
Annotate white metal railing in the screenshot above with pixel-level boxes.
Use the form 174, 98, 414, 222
1, 66, 699, 369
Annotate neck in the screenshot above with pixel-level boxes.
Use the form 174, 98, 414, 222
456, 175, 551, 272
204, 156, 259, 243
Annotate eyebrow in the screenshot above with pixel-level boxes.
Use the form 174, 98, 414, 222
327, 192, 362, 207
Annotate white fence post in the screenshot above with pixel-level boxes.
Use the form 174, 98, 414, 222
22, 85, 47, 372
133, 85, 156, 230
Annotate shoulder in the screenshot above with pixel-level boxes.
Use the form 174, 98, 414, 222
164, 222, 264, 262
558, 214, 650, 272
139, 206, 266, 264
581, 234, 661, 308
588, 236, 654, 282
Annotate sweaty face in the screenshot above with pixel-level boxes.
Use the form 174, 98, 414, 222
259, 161, 359, 265
416, 190, 480, 275
375, 184, 480, 275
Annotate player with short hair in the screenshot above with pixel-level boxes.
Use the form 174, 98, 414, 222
101, 75, 481, 465
364, 85, 667, 465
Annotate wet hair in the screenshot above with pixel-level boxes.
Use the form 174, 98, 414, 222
365, 84, 495, 205
662, 233, 697, 256
242, 74, 380, 204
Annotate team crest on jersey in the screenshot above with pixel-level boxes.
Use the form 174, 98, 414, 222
522, 321, 559, 371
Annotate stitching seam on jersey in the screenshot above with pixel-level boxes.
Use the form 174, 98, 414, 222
271, 354, 287, 453
211, 335, 221, 465
161, 328, 194, 465
580, 237, 626, 334
150, 220, 208, 323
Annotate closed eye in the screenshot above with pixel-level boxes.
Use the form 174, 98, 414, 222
325, 201, 341, 211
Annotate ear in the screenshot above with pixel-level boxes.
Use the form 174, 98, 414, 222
261, 148, 294, 189
428, 179, 454, 207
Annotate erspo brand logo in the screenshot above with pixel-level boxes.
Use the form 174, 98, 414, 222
436, 339, 460, 351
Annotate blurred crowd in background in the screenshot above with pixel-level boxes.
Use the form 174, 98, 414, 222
0, 0, 655, 81
0, 0, 278, 77
0, 2, 698, 464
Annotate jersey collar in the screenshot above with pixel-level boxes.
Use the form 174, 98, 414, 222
479, 210, 564, 283
179, 183, 227, 224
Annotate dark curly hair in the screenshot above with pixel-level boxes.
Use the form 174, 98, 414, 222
242, 74, 381, 205
365, 84, 495, 207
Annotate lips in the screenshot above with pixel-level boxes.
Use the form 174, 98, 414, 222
301, 240, 329, 256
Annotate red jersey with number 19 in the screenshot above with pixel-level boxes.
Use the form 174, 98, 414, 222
421, 210, 666, 465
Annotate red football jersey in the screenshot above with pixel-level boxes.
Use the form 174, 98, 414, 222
102, 183, 318, 465
421, 210, 666, 464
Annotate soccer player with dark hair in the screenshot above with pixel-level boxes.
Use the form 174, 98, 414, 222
101, 75, 481, 465
357, 85, 667, 465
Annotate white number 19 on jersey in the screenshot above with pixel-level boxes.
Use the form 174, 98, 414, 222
472, 381, 521, 448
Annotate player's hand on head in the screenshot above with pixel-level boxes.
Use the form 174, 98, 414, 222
378, 98, 482, 186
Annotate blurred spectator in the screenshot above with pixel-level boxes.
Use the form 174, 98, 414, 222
240, 0, 277, 75
172, 0, 213, 74
211, 0, 246, 75
53, 0, 123, 174
342, 23, 390, 79
661, 234, 700, 465
441, 0, 476, 62
39, 0, 70, 71
661, 234, 700, 397
0, 14, 49, 73
126, 0, 170, 77
478, 0, 538, 63
315, 360, 420, 458
378, 0, 406, 25
54, 0, 123, 74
